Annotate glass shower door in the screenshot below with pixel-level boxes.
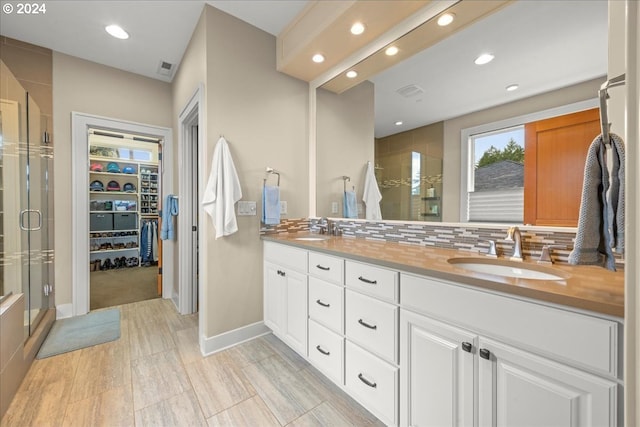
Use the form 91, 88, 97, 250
23, 93, 51, 336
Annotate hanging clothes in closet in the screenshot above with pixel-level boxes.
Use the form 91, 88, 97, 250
140, 219, 158, 265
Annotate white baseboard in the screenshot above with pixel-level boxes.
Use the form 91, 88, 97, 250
56, 303, 73, 319
200, 321, 270, 356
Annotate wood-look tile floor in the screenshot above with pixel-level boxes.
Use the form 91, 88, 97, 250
1, 298, 384, 427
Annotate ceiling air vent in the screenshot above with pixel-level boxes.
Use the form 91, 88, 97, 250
157, 60, 175, 77
396, 84, 424, 98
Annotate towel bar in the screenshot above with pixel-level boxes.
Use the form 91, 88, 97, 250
599, 73, 625, 144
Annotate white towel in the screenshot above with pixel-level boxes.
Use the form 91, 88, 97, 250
202, 137, 243, 239
362, 161, 382, 220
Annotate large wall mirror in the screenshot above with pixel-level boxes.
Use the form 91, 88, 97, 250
315, 0, 607, 227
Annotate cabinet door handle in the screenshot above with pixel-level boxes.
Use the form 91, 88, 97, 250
316, 264, 330, 271
277, 270, 286, 277
358, 373, 377, 388
316, 299, 330, 308
479, 348, 491, 360
461, 342, 473, 353
358, 319, 377, 330
316, 345, 330, 356
357, 276, 377, 285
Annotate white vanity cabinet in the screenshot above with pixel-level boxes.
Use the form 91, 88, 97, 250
263, 241, 621, 427
263, 241, 308, 356
400, 272, 620, 427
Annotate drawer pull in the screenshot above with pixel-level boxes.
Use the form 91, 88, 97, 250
316, 299, 330, 308
316, 345, 330, 356
277, 270, 286, 277
358, 373, 377, 388
358, 319, 377, 330
479, 348, 491, 360
358, 276, 377, 285
316, 264, 330, 271
461, 342, 473, 353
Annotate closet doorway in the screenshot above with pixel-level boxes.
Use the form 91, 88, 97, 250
88, 130, 161, 310
71, 113, 173, 317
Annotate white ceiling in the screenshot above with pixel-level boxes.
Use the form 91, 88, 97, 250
0, 0, 308, 82
370, 0, 608, 137
0, 0, 607, 138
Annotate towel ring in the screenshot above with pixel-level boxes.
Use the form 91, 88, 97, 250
264, 167, 280, 187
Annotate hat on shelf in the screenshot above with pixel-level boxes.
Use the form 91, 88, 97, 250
122, 166, 136, 174
106, 162, 120, 173
123, 182, 136, 193
90, 163, 103, 172
90, 180, 104, 191
107, 180, 121, 191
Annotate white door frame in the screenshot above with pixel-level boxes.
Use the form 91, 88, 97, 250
71, 112, 173, 316
178, 85, 203, 315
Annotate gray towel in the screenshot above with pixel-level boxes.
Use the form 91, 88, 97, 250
568, 133, 624, 271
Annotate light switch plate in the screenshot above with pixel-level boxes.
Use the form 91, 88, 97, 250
280, 201, 288, 215
237, 201, 257, 216
331, 202, 339, 214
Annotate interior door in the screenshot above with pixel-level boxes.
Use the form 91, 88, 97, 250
524, 108, 600, 226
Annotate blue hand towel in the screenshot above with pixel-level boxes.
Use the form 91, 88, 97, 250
160, 194, 179, 240
262, 185, 281, 225
343, 190, 357, 219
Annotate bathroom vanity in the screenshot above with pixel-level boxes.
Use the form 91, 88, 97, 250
262, 235, 624, 427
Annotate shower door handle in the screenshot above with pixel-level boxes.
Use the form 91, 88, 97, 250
20, 209, 42, 231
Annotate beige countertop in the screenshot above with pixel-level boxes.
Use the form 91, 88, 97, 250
262, 233, 624, 319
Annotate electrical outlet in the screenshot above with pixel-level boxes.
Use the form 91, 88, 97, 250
331, 202, 339, 214
280, 201, 288, 215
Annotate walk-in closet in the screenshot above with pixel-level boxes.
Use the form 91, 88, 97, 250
88, 130, 161, 309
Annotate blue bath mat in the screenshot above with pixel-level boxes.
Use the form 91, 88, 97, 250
36, 308, 121, 359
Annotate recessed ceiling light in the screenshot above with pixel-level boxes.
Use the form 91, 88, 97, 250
474, 53, 494, 65
506, 84, 519, 91
351, 22, 365, 35
395, 121, 403, 126
437, 13, 455, 26
346, 70, 358, 79
105, 24, 129, 40
312, 53, 325, 63
385, 46, 399, 56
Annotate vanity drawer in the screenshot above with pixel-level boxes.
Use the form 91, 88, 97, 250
308, 277, 344, 334
345, 340, 398, 426
345, 260, 398, 303
308, 319, 344, 385
345, 289, 398, 364
401, 273, 619, 377
308, 251, 344, 285
264, 241, 307, 273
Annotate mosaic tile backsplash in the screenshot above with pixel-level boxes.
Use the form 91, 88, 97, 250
261, 218, 624, 269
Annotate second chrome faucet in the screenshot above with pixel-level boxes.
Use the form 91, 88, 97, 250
505, 226, 523, 261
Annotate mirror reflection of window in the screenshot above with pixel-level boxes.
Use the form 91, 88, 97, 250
468, 126, 525, 223
411, 151, 421, 196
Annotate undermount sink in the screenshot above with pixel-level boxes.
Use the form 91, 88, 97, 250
447, 257, 568, 281
293, 235, 330, 241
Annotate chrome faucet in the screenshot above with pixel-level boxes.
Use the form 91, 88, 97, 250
317, 217, 329, 234
505, 226, 523, 261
